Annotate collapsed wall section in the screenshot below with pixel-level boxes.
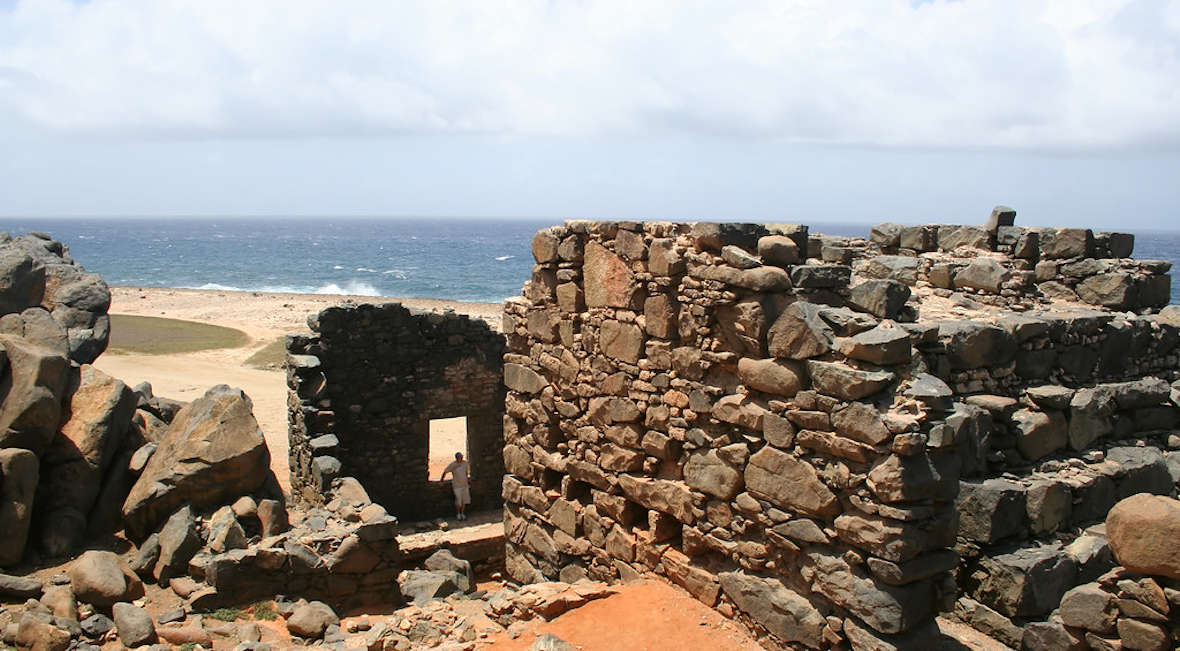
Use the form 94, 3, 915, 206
502, 221, 964, 648
286, 303, 506, 522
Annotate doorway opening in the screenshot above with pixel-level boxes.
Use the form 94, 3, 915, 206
428, 416, 470, 481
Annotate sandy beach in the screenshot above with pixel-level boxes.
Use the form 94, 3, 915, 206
93, 286, 503, 492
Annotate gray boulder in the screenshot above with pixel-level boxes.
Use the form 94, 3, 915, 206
423, 549, 475, 593
399, 570, 460, 606
0, 247, 46, 314
808, 553, 932, 635
112, 602, 156, 647
0, 572, 43, 599
870, 223, 903, 248
1039, 228, 1092, 259
789, 264, 850, 288
154, 506, 201, 583
68, 550, 143, 607
286, 601, 339, 639
208, 505, 248, 553
983, 206, 1016, 233
938, 225, 990, 251
1069, 387, 1115, 450
684, 449, 744, 501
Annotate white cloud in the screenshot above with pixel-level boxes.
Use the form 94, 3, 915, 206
1, 0, 1178, 149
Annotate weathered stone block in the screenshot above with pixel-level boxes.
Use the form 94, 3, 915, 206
956, 479, 1027, 544
1011, 408, 1067, 461
737, 357, 805, 398
718, 572, 824, 648
848, 280, 910, 319
767, 302, 834, 359
745, 447, 838, 518
808, 553, 933, 635
866, 452, 959, 504
584, 241, 639, 308
974, 544, 1077, 617
806, 360, 894, 401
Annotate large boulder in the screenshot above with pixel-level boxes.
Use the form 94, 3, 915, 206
0, 335, 71, 454
0, 447, 38, 566
0, 234, 111, 364
37, 365, 136, 556
1106, 494, 1180, 579
122, 385, 270, 540
67, 550, 143, 607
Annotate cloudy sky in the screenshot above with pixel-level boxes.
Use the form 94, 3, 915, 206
1, 0, 1178, 227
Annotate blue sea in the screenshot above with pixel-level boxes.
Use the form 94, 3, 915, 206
0, 218, 1176, 305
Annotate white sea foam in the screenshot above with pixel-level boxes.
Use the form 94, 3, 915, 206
495, 255, 514, 261
314, 280, 381, 296
332, 264, 344, 270
187, 280, 382, 296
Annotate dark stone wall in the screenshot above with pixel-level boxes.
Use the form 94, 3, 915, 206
287, 303, 506, 522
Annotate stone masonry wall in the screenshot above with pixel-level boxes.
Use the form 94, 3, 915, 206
503, 220, 965, 649
504, 210, 1178, 650
286, 303, 506, 522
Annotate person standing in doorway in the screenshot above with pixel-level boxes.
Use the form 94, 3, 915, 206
440, 452, 471, 520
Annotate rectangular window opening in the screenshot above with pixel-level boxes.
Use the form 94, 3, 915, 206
429, 416, 470, 481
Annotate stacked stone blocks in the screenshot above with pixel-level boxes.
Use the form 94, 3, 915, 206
286, 302, 506, 522
503, 220, 965, 648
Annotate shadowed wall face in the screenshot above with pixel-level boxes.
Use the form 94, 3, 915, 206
286, 303, 505, 521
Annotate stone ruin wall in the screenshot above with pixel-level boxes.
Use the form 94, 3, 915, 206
286, 302, 506, 522
501, 213, 1180, 649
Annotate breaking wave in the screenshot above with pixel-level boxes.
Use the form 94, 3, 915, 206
188, 280, 383, 296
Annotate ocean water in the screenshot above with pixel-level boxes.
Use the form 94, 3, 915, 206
0, 218, 1176, 305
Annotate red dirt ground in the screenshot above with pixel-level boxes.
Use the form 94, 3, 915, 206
482, 580, 765, 651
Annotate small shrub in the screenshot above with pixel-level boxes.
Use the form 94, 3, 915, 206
204, 607, 244, 622
250, 600, 278, 621
179, 644, 197, 651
